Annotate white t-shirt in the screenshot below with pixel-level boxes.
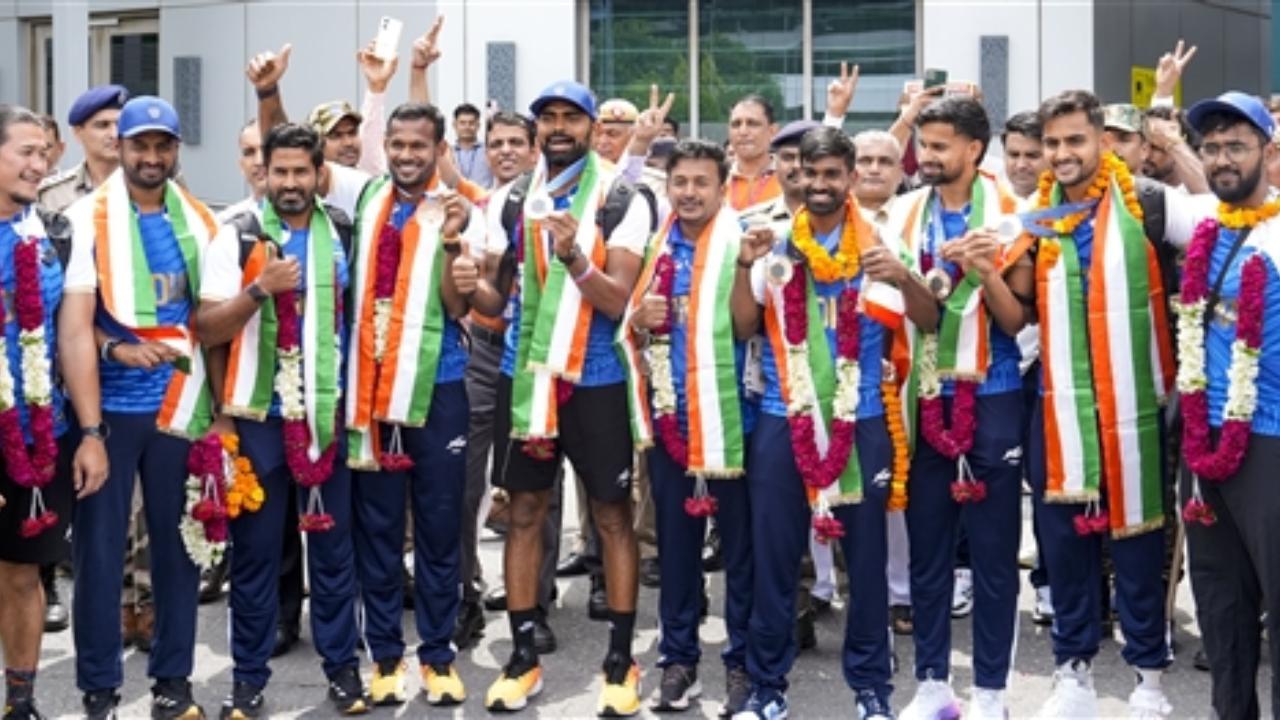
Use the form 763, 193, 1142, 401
324, 162, 373, 220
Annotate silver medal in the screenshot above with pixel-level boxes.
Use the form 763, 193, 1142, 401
995, 214, 1024, 245
416, 194, 445, 227
924, 267, 953, 300
765, 253, 794, 287
525, 188, 554, 221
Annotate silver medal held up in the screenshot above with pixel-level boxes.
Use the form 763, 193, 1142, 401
525, 188, 555, 221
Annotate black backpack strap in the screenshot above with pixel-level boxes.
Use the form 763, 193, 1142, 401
1136, 177, 1166, 248
36, 208, 73, 269
322, 204, 354, 258
229, 210, 265, 268
501, 172, 535, 240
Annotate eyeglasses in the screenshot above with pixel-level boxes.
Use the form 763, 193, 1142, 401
1199, 141, 1259, 163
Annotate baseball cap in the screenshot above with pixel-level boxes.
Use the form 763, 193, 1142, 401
1102, 104, 1143, 134
771, 119, 822, 150
68, 84, 129, 127
598, 99, 639, 124
308, 100, 363, 136
1187, 91, 1277, 140
530, 81, 598, 121
117, 96, 181, 140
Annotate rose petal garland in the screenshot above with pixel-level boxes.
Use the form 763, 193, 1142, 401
275, 287, 340, 533
1, 236, 59, 538
917, 333, 984, 503
179, 432, 234, 568
371, 224, 414, 470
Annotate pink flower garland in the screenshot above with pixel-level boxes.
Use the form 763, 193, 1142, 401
186, 433, 229, 543
1180, 219, 1267, 484
275, 286, 339, 533
921, 380, 985, 504
372, 225, 414, 471
2, 238, 59, 538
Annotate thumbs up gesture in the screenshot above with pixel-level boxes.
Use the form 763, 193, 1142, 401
631, 272, 670, 331
247, 43, 293, 91
255, 242, 301, 295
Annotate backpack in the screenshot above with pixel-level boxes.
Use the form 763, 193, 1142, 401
36, 208, 72, 269
226, 204, 354, 267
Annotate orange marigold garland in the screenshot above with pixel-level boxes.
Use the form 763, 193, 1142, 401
223, 432, 264, 519
791, 201, 861, 283
1219, 199, 1280, 230
881, 372, 910, 511
1035, 153, 1142, 235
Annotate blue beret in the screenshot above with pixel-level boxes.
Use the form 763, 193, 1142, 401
771, 119, 823, 150
68, 85, 129, 127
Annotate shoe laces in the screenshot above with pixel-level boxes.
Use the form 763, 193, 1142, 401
227, 681, 263, 709
151, 679, 193, 708
329, 666, 363, 698
856, 688, 890, 718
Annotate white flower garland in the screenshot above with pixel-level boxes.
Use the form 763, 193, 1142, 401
785, 344, 817, 415
648, 340, 676, 416
918, 333, 943, 399
19, 327, 51, 405
275, 347, 306, 420
1225, 340, 1261, 420
373, 299, 392, 362
179, 468, 229, 569
0, 338, 14, 411
1174, 299, 1208, 393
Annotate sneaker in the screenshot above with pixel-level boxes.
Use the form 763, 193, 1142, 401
368, 658, 407, 706
967, 687, 1007, 720
421, 663, 466, 706
42, 568, 68, 633
900, 680, 957, 720
856, 688, 895, 720
1127, 671, 1172, 719
485, 650, 543, 712
731, 688, 788, 720
150, 678, 204, 720
951, 568, 974, 618
3, 698, 46, 720
890, 605, 913, 635
598, 654, 642, 717
1193, 648, 1210, 672
218, 682, 264, 720
652, 663, 701, 712
720, 667, 752, 718
534, 610, 558, 654
83, 690, 120, 720
327, 665, 369, 715
1034, 659, 1097, 719
452, 600, 485, 649
1032, 586, 1054, 626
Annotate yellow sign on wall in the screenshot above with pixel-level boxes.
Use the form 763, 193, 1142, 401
1131, 66, 1180, 108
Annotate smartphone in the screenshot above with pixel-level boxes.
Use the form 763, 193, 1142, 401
923, 68, 948, 90
373, 16, 403, 61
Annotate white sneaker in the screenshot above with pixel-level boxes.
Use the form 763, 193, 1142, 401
968, 687, 1007, 720
1035, 659, 1097, 719
1127, 670, 1172, 719
1032, 586, 1054, 626
900, 679, 960, 720
951, 568, 974, 618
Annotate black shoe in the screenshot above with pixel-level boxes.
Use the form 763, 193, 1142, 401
812, 595, 833, 616
588, 574, 609, 621
702, 527, 723, 573
534, 611, 557, 654
482, 585, 508, 612
198, 558, 229, 604
640, 557, 662, 589
854, 688, 892, 719
327, 665, 370, 715
719, 666, 751, 718
890, 605, 913, 635
150, 678, 204, 720
699, 590, 709, 621
795, 606, 816, 652
83, 690, 120, 720
218, 681, 264, 720
452, 600, 486, 649
2, 698, 46, 720
1194, 648, 1210, 672
271, 624, 299, 658
556, 551, 592, 577
653, 663, 700, 712
41, 565, 68, 633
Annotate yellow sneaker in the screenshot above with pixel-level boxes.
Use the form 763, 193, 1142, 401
485, 661, 543, 712
368, 660, 407, 706
597, 659, 642, 717
421, 663, 467, 706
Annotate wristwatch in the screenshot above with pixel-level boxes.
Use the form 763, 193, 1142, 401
442, 235, 463, 255
100, 337, 123, 363
81, 421, 110, 442
557, 245, 581, 267
246, 282, 269, 303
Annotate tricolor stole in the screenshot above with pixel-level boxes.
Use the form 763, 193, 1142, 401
345, 175, 450, 469
82, 169, 217, 438
1037, 178, 1174, 537
618, 208, 745, 477
510, 153, 611, 440
222, 203, 340, 460
762, 201, 878, 508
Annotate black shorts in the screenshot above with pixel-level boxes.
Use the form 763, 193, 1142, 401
493, 375, 634, 504
0, 433, 74, 564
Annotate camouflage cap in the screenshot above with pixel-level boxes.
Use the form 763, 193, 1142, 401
1103, 103, 1143, 134
308, 100, 362, 135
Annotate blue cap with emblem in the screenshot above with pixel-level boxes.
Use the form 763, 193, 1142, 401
1187, 91, 1276, 140
530, 81, 598, 121
67, 84, 129, 127
117, 96, 181, 140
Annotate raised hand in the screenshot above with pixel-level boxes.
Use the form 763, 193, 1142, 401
358, 40, 399, 93
826, 61, 860, 119
739, 226, 775, 266
441, 190, 470, 238
1155, 39, 1197, 99
451, 253, 480, 295
633, 84, 676, 148
632, 275, 670, 331
412, 16, 444, 70
246, 43, 292, 91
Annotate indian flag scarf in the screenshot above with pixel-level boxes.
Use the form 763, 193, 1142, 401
511, 153, 610, 440
761, 201, 879, 508
88, 169, 217, 438
222, 202, 340, 460
1037, 177, 1174, 537
619, 208, 745, 477
345, 175, 450, 469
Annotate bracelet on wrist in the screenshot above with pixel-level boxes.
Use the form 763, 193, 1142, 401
255, 85, 279, 100
736, 257, 755, 271
573, 263, 596, 284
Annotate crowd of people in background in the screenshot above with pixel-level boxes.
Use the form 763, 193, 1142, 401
0, 16, 1277, 720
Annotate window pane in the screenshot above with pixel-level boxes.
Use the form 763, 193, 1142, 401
589, 0, 690, 131
699, 0, 802, 142
812, 0, 915, 132
110, 32, 159, 98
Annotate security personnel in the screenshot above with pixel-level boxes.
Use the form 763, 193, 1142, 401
38, 84, 128, 214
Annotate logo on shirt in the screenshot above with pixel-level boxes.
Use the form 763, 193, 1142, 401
151, 272, 189, 306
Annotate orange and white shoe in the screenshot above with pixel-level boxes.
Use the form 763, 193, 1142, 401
368, 660, 407, 706
485, 657, 543, 712
421, 663, 466, 706
598, 657, 642, 717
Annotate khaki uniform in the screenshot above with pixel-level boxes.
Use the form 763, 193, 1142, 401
37, 162, 97, 214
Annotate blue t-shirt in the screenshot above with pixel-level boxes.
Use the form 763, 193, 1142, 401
760, 223, 886, 419
99, 210, 190, 414
391, 200, 468, 384
0, 210, 67, 440
1205, 229, 1280, 436
929, 206, 1019, 396
500, 190, 627, 386
266, 224, 350, 417
658, 223, 757, 436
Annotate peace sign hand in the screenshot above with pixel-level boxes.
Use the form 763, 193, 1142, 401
632, 84, 676, 150
826, 62, 860, 119
1155, 39, 1197, 99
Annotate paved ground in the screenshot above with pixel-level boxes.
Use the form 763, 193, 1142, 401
34, 493, 1250, 719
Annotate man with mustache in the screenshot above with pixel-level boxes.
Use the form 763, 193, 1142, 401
853, 130, 905, 224
890, 95, 1032, 720
467, 81, 650, 715
1001, 112, 1047, 201
196, 123, 368, 718
726, 96, 782, 214
64, 95, 219, 720
38, 85, 128, 215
